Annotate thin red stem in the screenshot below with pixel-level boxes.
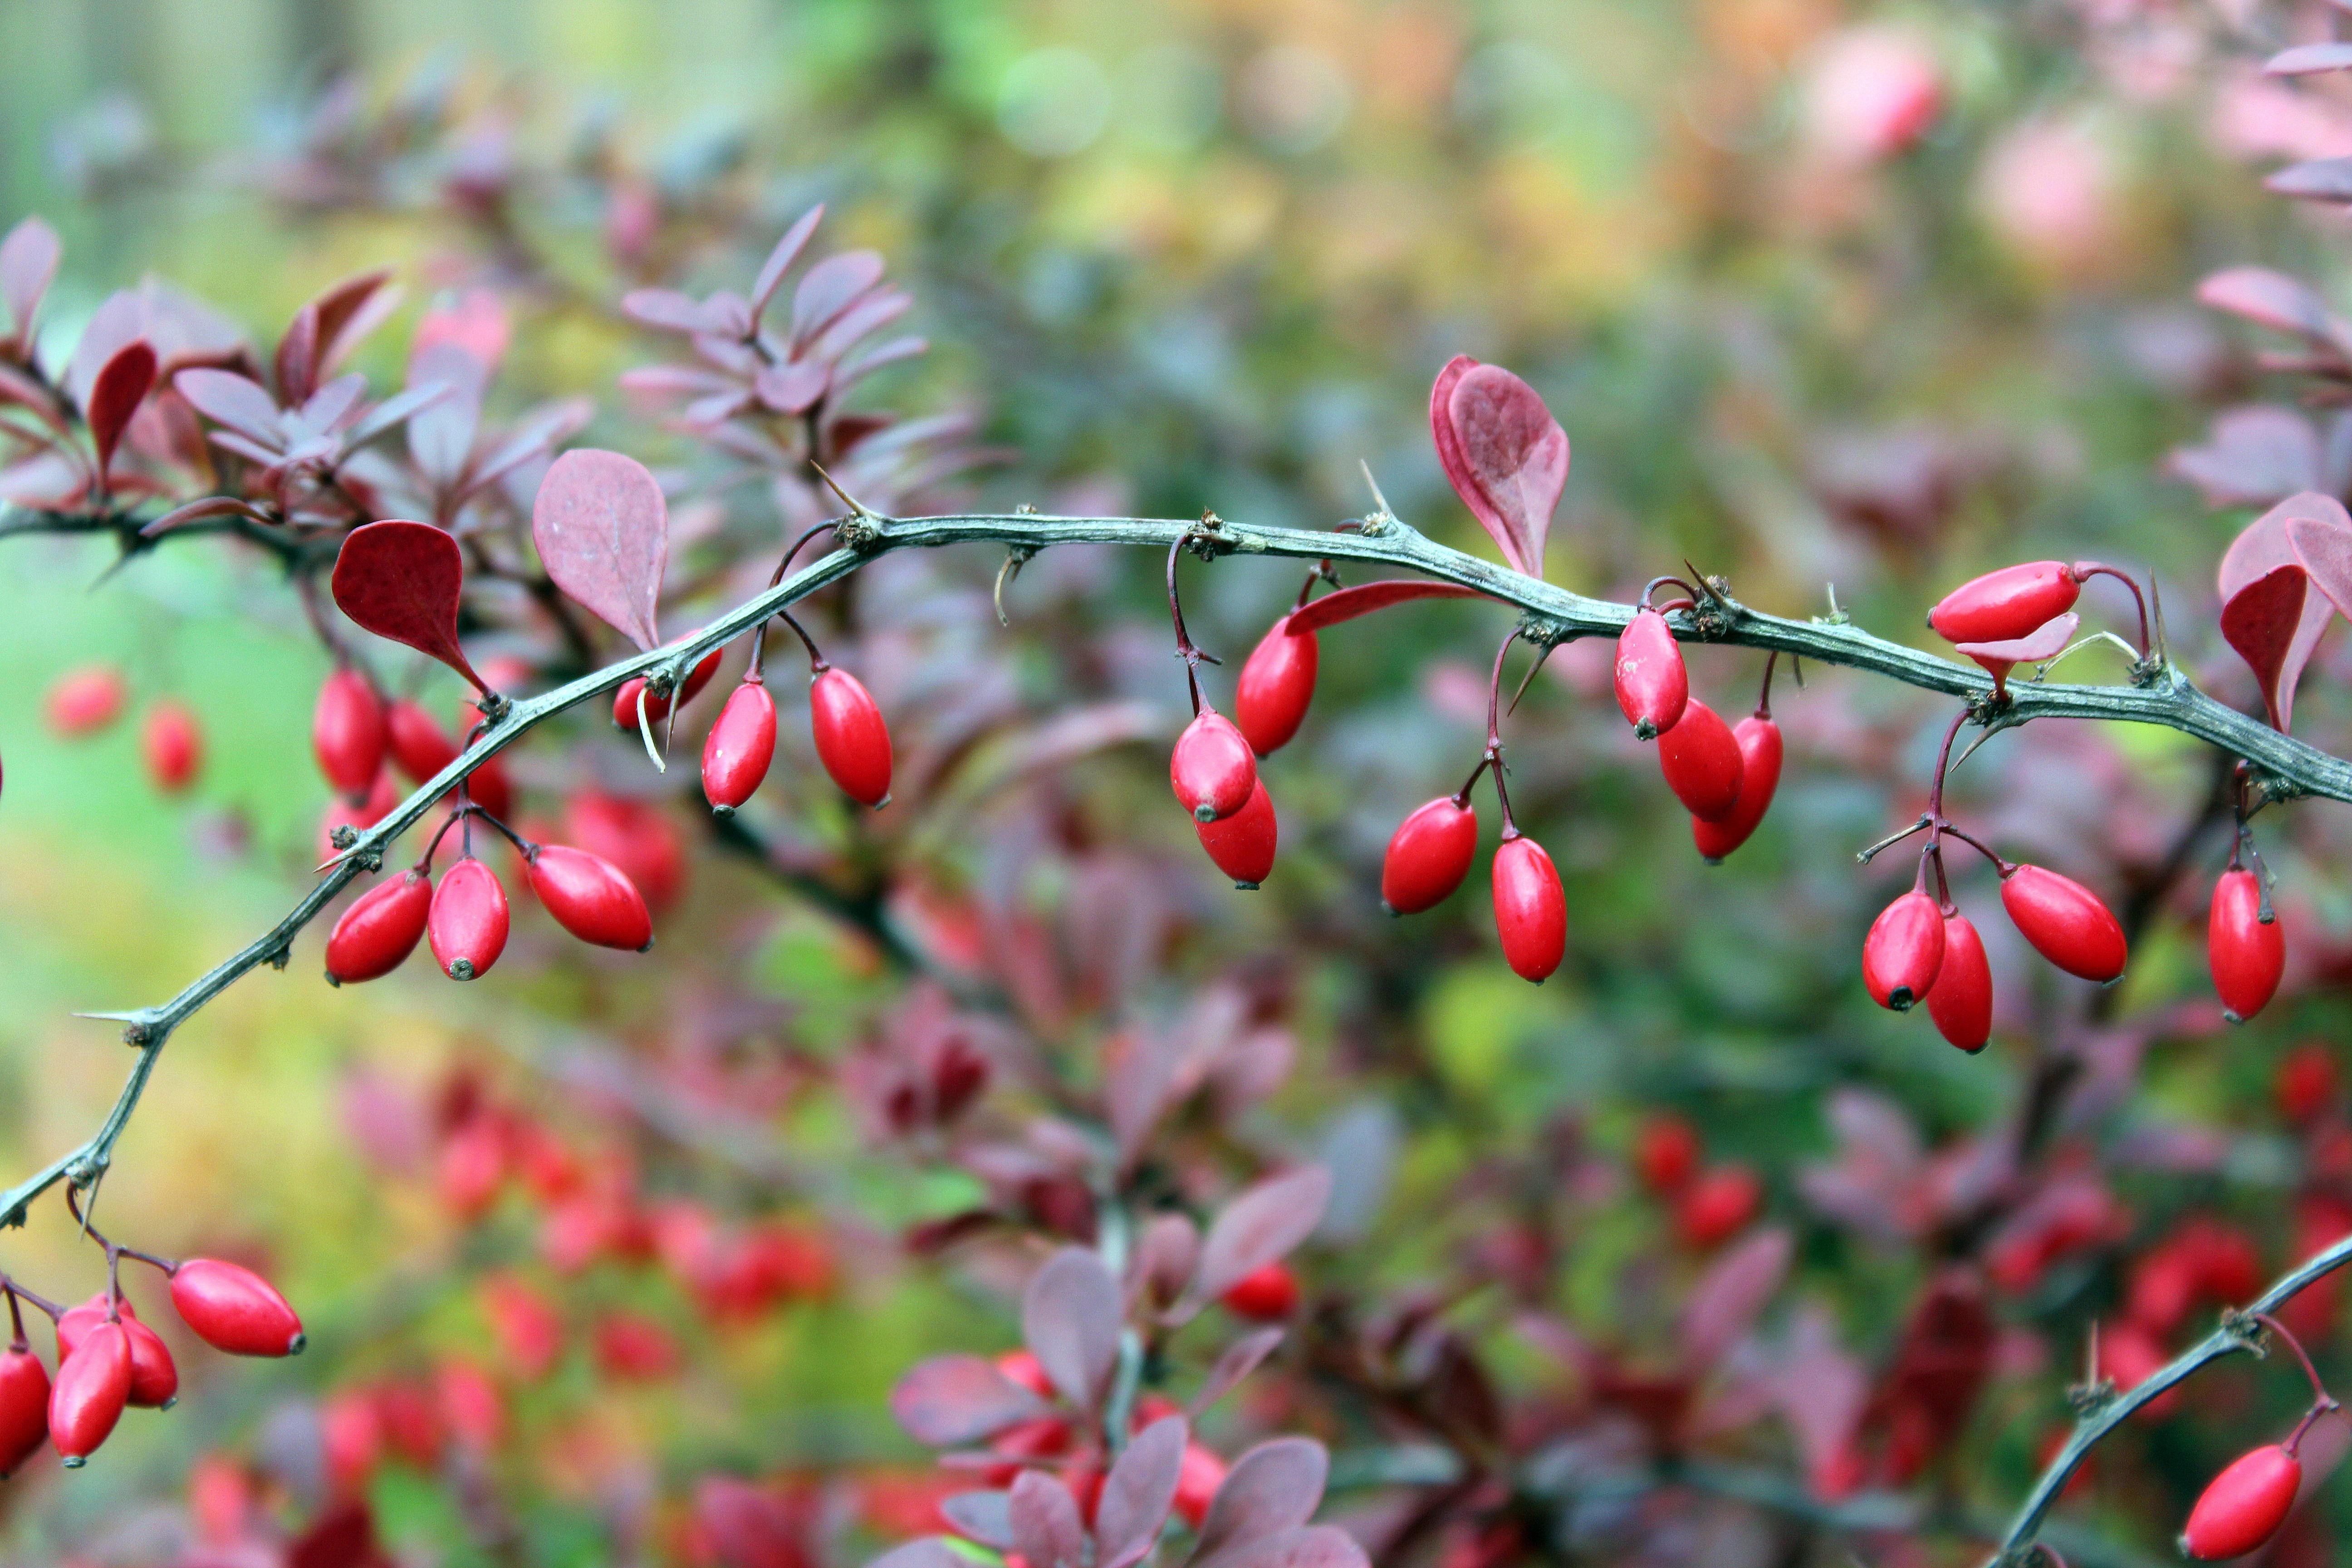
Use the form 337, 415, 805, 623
2072, 563, 2151, 658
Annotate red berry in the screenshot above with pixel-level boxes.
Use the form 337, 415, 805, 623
2000, 864, 2127, 984
526, 845, 653, 951
1170, 710, 1256, 823
701, 679, 777, 812
1220, 1261, 1299, 1321
610, 647, 722, 730
1633, 1114, 1700, 1195
313, 669, 387, 798
563, 794, 685, 913
387, 700, 511, 820
429, 857, 509, 981
1691, 713, 1782, 863
1863, 891, 1945, 1011
48, 1322, 130, 1465
55, 1295, 175, 1409
1195, 779, 1277, 888
1613, 606, 1688, 739
169, 1259, 305, 1357
1174, 1442, 1228, 1529
1382, 796, 1478, 915
1926, 911, 1993, 1052
1676, 1165, 1761, 1249
141, 701, 203, 793
324, 869, 432, 985
1927, 561, 2080, 646
2276, 1044, 2339, 1124
2182, 1444, 2301, 1560
1491, 833, 1566, 983
1233, 615, 1318, 756
2097, 1319, 2178, 1419
45, 666, 127, 737
0, 1345, 47, 1476
809, 667, 892, 807
1656, 697, 1744, 820
2210, 867, 2284, 1023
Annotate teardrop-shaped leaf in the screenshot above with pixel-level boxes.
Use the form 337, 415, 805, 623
274, 304, 320, 410
621, 289, 731, 336
1194, 1166, 1331, 1305
0, 216, 59, 341
1023, 1247, 1123, 1411
532, 448, 669, 651
2267, 41, 2352, 75
1676, 1226, 1793, 1374
1189, 1326, 1284, 1418
2267, 157, 2352, 204
1285, 581, 1490, 636
2221, 492, 2349, 732
330, 519, 489, 691
750, 205, 826, 324
1955, 612, 2079, 668
308, 269, 400, 382
86, 340, 156, 482
1190, 1439, 1328, 1568
2285, 502, 2352, 622
2222, 564, 2315, 731
140, 495, 272, 538
1009, 1471, 1087, 1568
889, 1354, 1046, 1446
1094, 1416, 1186, 1568
941, 1491, 1018, 1551
1430, 355, 1568, 578
2197, 267, 2352, 356
793, 251, 887, 347
174, 368, 284, 445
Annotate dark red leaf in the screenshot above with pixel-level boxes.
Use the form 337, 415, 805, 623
275, 304, 321, 410
0, 216, 59, 342
888, 1354, 1045, 1446
1022, 1247, 1123, 1409
174, 368, 284, 444
330, 520, 489, 691
1095, 1415, 1186, 1568
1677, 1226, 1793, 1373
1284, 581, 1490, 636
2266, 41, 2352, 74
750, 206, 826, 324
1190, 1438, 1328, 1568
2222, 565, 2313, 731
306, 270, 400, 383
1193, 1166, 1330, 1305
1009, 1472, 1087, 1568
1430, 355, 1568, 578
85, 340, 156, 482
531, 448, 669, 651
2220, 492, 2352, 731
140, 495, 270, 538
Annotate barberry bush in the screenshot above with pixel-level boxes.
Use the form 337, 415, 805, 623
14, 4, 2352, 1566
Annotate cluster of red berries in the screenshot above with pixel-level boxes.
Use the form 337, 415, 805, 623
44, 665, 204, 795
0, 1250, 302, 1475
1614, 588, 1786, 864
980, 1349, 1228, 1534
1632, 1114, 1763, 1250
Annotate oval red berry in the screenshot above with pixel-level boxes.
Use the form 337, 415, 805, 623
526, 844, 653, 951
1233, 615, 1318, 757
701, 680, 777, 812
809, 667, 892, 807
1863, 890, 1945, 1011
1657, 696, 1744, 820
169, 1258, 306, 1357
1382, 796, 1478, 915
1195, 778, 1277, 887
429, 858, 510, 981
1492, 834, 1566, 983
1170, 710, 1256, 823
2210, 867, 2284, 1023
2001, 864, 2127, 984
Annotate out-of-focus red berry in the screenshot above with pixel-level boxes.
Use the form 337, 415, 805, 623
1676, 1165, 1762, 1249
2278, 1044, 2340, 1125
1633, 1114, 1700, 1195
1220, 1260, 1300, 1321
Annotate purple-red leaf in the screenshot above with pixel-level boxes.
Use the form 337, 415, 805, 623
1284, 581, 1490, 636
141, 495, 270, 538
2266, 41, 2352, 75
2220, 491, 2352, 731
86, 340, 155, 483
1677, 1226, 1793, 1374
0, 216, 60, 343
2267, 156, 2352, 204
330, 519, 489, 692
1430, 355, 1568, 578
174, 368, 284, 445
1094, 1416, 1186, 1568
621, 289, 729, 335
1201, 1525, 1369, 1568
1190, 1326, 1284, 1418
2223, 564, 2317, 732
532, 448, 669, 651
1194, 1166, 1331, 1305
863, 1540, 967, 1568
1190, 1438, 1328, 1568
941, 1491, 1017, 1551
2166, 406, 2323, 508
888, 1354, 1046, 1446
1022, 1247, 1123, 1410
1955, 612, 2078, 671
1009, 1471, 1087, 1568
793, 251, 887, 348
2197, 267, 2352, 356
750, 206, 826, 324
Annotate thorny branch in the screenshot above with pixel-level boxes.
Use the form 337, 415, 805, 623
7, 500, 2352, 1557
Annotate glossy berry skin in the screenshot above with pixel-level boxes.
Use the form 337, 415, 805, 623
1492, 834, 1567, 984
1221, 1261, 1300, 1321
0, 1346, 47, 1475
1692, 714, 1783, 862
170, 1259, 305, 1357
45, 666, 127, 737
1195, 779, 1277, 888
2182, 1444, 2301, 1560
1863, 891, 1946, 1011
2210, 868, 2284, 1023
324, 870, 432, 985
1170, 710, 1256, 823
1656, 697, 1744, 820
1382, 797, 1479, 914
611, 648, 722, 730
387, 700, 511, 820
1233, 616, 1318, 756
526, 846, 654, 951
810, 667, 893, 807
2001, 864, 2127, 984
142, 702, 202, 793
429, 858, 510, 981
55, 1296, 174, 1409
1676, 1165, 1762, 1249
1926, 912, 1993, 1053
49, 1322, 130, 1465
701, 680, 777, 813
1927, 561, 2080, 645
313, 669, 387, 797
1614, 607, 1688, 739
